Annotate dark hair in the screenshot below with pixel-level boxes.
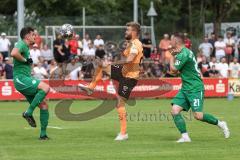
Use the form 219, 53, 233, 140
126, 21, 141, 35
20, 27, 34, 39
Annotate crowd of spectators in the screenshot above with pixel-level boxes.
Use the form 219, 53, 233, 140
1, 30, 240, 80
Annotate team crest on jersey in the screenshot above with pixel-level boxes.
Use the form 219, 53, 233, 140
32, 80, 37, 84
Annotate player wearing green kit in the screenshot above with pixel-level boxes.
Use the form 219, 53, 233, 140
11, 27, 50, 140
169, 33, 230, 143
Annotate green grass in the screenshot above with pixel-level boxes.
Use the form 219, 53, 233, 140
0, 98, 240, 160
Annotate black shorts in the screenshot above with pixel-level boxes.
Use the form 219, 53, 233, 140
111, 65, 138, 99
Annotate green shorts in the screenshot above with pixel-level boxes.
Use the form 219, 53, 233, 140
172, 90, 204, 112
13, 75, 40, 96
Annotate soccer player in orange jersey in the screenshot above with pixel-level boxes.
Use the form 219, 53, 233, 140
80, 22, 143, 141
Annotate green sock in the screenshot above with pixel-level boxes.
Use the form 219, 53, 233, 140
40, 109, 49, 137
26, 90, 46, 116
172, 114, 187, 134
201, 113, 218, 125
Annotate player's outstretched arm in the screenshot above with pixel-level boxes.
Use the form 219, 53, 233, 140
11, 48, 33, 64
11, 48, 27, 63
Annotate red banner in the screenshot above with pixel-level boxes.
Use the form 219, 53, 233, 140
0, 78, 228, 100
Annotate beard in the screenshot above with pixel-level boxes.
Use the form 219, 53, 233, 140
125, 34, 132, 40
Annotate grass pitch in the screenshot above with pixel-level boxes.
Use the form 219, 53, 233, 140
0, 98, 239, 160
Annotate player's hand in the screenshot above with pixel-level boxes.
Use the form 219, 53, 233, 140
169, 47, 181, 56
26, 58, 33, 65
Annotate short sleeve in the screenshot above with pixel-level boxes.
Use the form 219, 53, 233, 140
15, 42, 24, 53
174, 53, 188, 70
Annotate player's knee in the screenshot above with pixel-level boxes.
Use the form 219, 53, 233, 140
193, 112, 203, 120
171, 105, 182, 115
39, 100, 48, 110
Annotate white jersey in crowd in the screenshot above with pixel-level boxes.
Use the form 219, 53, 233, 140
82, 39, 92, 50
69, 66, 82, 80
30, 48, 41, 64
199, 42, 213, 58
33, 66, 48, 79
224, 38, 235, 46
0, 38, 11, 52
41, 49, 54, 61
229, 62, 240, 78
214, 41, 226, 61
93, 39, 104, 47
82, 47, 95, 56
216, 62, 229, 78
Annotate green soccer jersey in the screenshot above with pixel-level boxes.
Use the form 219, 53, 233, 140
174, 47, 204, 92
13, 40, 31, 77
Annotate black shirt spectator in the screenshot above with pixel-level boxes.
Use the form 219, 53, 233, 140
208, 33, 216, 57
198, 56, 210, 77
141, 32, 152, 58
4, 58, 13, 79
81, 62, 94, 79
53, 35, 65, 63
209, 65, 220, 77
95, 45, 106, 59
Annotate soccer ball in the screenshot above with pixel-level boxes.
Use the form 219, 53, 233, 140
60, 24, 74, 39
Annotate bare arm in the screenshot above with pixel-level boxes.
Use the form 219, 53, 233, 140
169, 56, 178, 73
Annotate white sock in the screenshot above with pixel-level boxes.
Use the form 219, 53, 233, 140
182, 133, 190, 139
217, 120, 221, 127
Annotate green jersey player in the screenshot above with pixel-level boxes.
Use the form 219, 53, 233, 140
169, 33, 230, 143
11, 27, 50, 140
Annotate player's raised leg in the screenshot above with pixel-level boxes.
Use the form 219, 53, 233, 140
25, 81, 50, 116
171, 104, 191, 143
193, 112, 230, 138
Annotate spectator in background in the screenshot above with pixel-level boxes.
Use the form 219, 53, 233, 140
81, 58, 94, 79
83, 42, 95, 57
229, 57, 240, 78
30, 44, 41, 64
141, 32, 152, 59
209, 57, 218, 69
34, 30, 42, 49
209, 65, 220, 78
66, 57, 81, 75
93, 34, 104, 49
68, 35, 79, 58
3, 57, 13, 79
150, 47, 161, 61
217, 57, 229, 78
198, 55, 210, 77
214, 35, 226, 62
82, 33, 92, 51
0, 53, 4, 79
53, 34, 65, 63
208, 32, 216, 57
50, 63, 63, 79
151, 60, 164, 77
75, 34, 83, 55
95, 44, 106, 59
41, 44, 53, 64
0, 32, 11, 60
237, 36, 240, 61
33, 62, 48, 79
184, 32, 192, 49
224, 32, 235, 63
198, 36, 213, 61
159, 33, 171, 63
48, 59, 57, 75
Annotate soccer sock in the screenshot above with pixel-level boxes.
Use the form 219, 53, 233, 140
201, 113, 218, 125
26, 90, 47, 116
40, 109, 49, 137
172, 114, 187, 134
88, 66, 103, 90
117, 106, 127, 135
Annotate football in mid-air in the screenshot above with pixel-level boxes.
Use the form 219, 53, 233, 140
60, 24, 74, 39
